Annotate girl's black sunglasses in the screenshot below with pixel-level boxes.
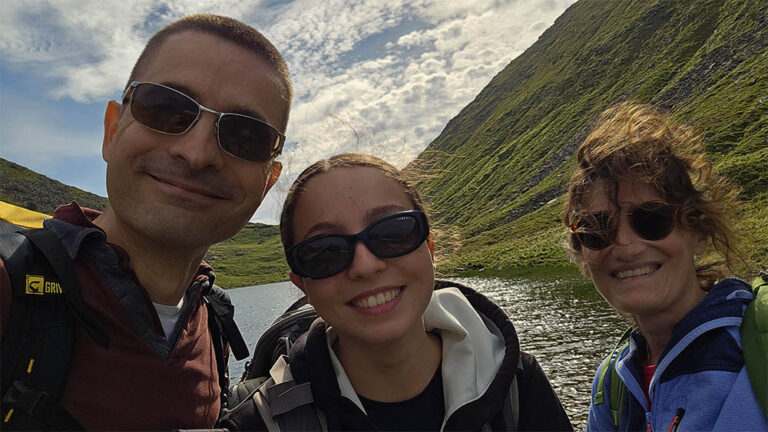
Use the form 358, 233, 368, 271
122, 81, 285, 163
286, 210, 430, 279
570, 201, 676, 250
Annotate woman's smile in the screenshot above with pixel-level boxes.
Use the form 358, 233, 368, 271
610, 263, 660, 280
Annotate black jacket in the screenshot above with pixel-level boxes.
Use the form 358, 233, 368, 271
220, 281, 573, 431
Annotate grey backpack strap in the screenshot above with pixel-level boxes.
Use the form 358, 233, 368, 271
499, 356, 522, 431
480, 356, 521, 432
251, 356, 327, 432
253, 379, 281, 432
507, 374, 519, 431
265, 381, 315, 416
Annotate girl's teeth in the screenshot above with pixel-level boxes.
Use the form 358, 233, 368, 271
354, 288, 401, 308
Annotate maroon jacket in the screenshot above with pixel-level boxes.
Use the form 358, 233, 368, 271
1, 202, 220, 430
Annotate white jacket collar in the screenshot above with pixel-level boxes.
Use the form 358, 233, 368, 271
325, 287, 506, 418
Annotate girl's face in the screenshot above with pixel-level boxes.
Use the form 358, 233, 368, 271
289, 167, 435, 346
578, 180, 708, 324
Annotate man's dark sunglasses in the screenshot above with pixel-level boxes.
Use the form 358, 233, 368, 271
286, 210, 430, 279
570, 201, 676, 250
122, 81, 285, 163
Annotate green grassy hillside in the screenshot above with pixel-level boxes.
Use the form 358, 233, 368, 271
411, 0, 767, 275
0, 158, 109, 213
204, 223, 289, 288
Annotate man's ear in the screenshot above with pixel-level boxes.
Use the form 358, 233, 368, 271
427, 233, 435, 261
265, 161, 282, 194
290, 272, 307, 296
102, 100, 122, 163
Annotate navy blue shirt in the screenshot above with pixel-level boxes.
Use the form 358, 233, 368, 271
359, 365, 444, 431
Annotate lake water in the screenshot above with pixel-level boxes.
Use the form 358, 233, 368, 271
226, 275, 626, 430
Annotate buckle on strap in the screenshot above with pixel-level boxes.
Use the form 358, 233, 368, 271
3, 381, 50, 416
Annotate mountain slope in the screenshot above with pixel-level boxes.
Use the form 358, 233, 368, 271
0, 158, 108, 213
204, 222, 289, 288
410, 0, 767, 272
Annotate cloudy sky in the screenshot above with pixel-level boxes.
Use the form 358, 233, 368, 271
0, 0, 576, 224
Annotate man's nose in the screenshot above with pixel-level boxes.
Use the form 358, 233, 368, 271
166, 112, 226, 170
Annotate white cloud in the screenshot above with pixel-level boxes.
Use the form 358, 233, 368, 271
0, 0, 577, 223
0, 0, 266, 101
277, 0, 577, 180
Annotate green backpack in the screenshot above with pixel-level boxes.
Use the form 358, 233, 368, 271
595, 274, 768, 428
742, 273, 768, 418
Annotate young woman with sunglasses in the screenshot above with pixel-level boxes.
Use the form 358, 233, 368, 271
221, 153, 572, 431
563, 102, 765, 431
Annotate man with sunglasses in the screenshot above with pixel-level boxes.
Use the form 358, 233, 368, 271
0, 14, 291, 430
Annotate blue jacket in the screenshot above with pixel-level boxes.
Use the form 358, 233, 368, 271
587, 278, 767, 431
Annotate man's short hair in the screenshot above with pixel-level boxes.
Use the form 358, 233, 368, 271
127, 14, 292, 129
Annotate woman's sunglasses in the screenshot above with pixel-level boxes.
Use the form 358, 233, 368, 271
286, 210, 430, 279
570, 201, 676, 250
122, 81, 285, 163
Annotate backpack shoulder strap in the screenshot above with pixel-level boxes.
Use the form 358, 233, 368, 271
594, 328, 632, 428
204, 284, 249, 360
203, 284, 249, 412
498, 356, 521, 431
0, 231, 33, 294
508, 374, 519, 431
1, 231, 35, 388
23, 229, 109, 347
742, 273, 768, 419
0, 229, 84, 430
251, 356, 326, 432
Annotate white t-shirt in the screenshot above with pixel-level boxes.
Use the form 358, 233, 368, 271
154, 296, 185, 341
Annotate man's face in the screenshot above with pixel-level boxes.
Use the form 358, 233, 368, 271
102, 31, 286, 248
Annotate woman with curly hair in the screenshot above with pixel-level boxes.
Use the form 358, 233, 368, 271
563, 102, 765, 431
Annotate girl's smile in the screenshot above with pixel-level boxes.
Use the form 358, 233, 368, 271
349, 286, 404, 315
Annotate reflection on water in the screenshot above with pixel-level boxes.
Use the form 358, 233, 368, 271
452, 276, 626, 430
227, 275, 626, 430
